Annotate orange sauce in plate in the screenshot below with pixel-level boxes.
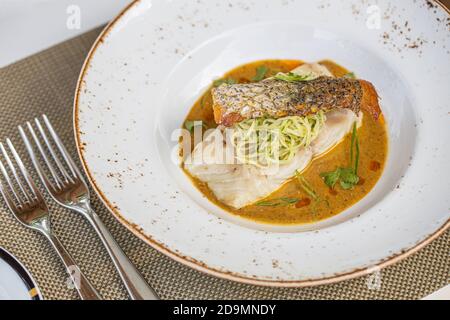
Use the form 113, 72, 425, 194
183, 60, 388, 225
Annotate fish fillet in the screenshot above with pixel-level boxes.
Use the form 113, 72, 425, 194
212, 68, 380, 127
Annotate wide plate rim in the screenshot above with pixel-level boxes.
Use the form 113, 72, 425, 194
73, 0, 450, 287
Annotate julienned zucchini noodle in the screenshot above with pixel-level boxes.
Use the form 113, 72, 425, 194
231, 111, 326, 166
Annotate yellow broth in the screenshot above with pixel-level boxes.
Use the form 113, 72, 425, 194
183, 60, 388, 225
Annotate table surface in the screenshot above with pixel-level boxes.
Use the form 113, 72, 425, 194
0, 0, 448, 300
0, 0, 131, 67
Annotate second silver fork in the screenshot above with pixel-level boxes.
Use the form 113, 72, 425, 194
20, 115, 158, 300
0, 140, 101, 300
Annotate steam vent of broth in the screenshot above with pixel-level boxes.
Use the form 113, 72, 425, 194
182, 60, 387, 226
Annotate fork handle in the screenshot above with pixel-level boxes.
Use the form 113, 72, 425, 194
46, 233, 102, 300
86, 209, 159, 300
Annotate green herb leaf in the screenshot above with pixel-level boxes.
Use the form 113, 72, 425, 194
343, 72, 356, 79
255, 197, 299, 207
349, 122, 360, 174
255, 200, 280, 207
340, 181, 354, 190
339, 168, 359, 190
296, 173, 319, 201
184, 121, 195, 132
184, 120, 206, 132
279, 197, 300, 204
295, 172, 327, 216
350, 122, 356, 168
213, 78, 237, 87
319, 122, 361, 190
252, 66, 269, 82
320, 169, 342, 189
354, 132, 360, 174
274, 72, 311, 82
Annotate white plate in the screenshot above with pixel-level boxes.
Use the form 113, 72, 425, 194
75, 0, 450, 286
0, 248, 41, 300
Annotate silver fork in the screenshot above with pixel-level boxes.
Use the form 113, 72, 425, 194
0, 139, 101, 300
20, 115, 159, 300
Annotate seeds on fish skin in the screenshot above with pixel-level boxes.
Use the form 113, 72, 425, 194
212, 77, 363, 126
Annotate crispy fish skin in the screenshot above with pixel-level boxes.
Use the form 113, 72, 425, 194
212, 77, 381, 126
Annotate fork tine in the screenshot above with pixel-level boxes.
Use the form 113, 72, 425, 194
34, 118, 74, 184
0, 158, 23, 205
42, 115, 81, 180
0, 179, 20, 213
23, 123, 62, 189
0, 142, 31, 203
20, 125, 59, 192
6, 139, 40, 200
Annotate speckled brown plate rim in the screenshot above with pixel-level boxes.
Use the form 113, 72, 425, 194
73, 0, 450, 287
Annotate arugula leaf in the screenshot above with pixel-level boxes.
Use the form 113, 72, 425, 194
213, 78, 237, 87
252, 66, 269, 82
184, 120, 206, 132
343, 72, 356, 79
274, 72, 311, 82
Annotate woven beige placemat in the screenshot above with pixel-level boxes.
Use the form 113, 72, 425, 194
0, 27, 448, 300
